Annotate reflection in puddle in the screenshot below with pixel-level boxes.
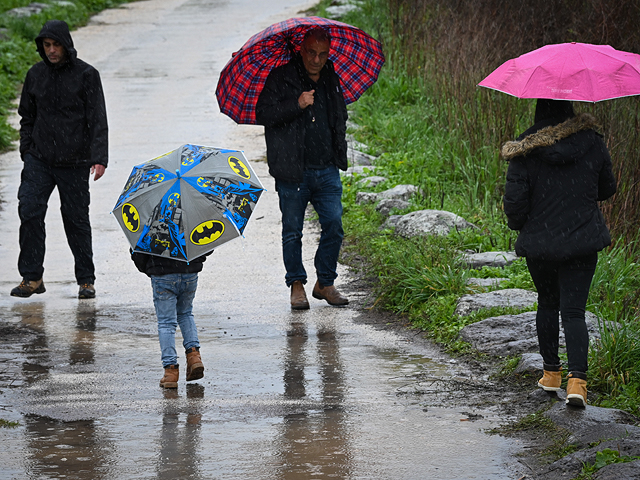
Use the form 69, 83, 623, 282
276, 320, 352, 479
24, 416, 113, 479
157, 383, 205, 479
70, 303, 98, 365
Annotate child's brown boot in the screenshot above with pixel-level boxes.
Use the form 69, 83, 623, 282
186, 347, 204, 381
160, 364, 179, 389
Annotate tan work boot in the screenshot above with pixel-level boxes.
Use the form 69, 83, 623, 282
566, 374, 587, 407
537, 369, 562, 391
10, 278, 45, 298
312, 280, 348, 306
186, 347, 204, 381
290, 280, 310, 310
160, 364, 179, 389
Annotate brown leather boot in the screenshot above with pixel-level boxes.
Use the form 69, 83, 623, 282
11, 278, 45, 298
290, 280, 310, 310
312, 280, 349, 306
566, 373, 587, 407
160, 364, 179, 389
186, 347, 204, 381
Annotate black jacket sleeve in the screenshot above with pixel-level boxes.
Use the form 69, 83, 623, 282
131, 250, 149, 274
85, 67, 109, 167
595, 136, 617, 201
255, 66, 304, 128
503, 157, 530, 231
18, 69, 36, 159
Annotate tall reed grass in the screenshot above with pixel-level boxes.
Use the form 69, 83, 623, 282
367, 0, 640, 243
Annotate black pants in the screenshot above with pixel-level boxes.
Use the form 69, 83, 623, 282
526, 253, 597, 374
17, 154, 95, 285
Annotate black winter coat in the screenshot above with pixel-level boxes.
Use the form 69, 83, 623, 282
19, 20, 108, 168
255, 54, 348, 183
131, 251, 209, 277
503, 113, 617, 261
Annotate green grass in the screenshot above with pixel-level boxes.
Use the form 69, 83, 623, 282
574, 448, 640, 480
0, 418, 20, 428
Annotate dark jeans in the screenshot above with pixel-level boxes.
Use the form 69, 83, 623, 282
527, 253, 598, 374
275, 166, 344, 287
17, 154, 95, 285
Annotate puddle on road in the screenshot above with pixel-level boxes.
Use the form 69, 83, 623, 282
0, 300, 524, 479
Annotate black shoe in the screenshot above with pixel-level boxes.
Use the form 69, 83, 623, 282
10, 279, 45, 298
78, 284, 96, 299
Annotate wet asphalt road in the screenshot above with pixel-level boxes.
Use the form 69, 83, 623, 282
0, 1, 526, 478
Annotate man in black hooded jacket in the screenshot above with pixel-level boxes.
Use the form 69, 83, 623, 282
11, 20, 108, 299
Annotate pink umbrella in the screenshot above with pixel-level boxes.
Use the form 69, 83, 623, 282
478, 42, 640, 102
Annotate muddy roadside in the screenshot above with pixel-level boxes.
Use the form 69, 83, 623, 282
339, 266, 640, 480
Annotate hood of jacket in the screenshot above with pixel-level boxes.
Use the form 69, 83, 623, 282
501, 113, 601, 163
35, 20, 77, 67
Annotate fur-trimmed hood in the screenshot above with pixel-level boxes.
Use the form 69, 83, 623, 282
501, 113, 601, 161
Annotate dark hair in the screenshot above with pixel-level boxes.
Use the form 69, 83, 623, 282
302, 27, 331, 45
534, 99, 575, 124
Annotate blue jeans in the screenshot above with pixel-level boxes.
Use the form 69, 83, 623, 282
151, 273, 200, 368
276, 166, 344, 287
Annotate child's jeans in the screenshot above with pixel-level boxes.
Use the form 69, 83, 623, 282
151, 273, 200, 367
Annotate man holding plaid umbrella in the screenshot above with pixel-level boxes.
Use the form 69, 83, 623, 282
256, 28, 349, 309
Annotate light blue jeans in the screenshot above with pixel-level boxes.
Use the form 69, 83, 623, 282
151, 273, 200, 368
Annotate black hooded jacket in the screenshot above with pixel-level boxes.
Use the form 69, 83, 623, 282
503, 112, 617, 261
255, 54, 348, 183
130, 251, 209, 277
18, 20, 108, 168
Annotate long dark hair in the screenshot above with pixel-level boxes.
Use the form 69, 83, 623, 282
534, 99, 575, 124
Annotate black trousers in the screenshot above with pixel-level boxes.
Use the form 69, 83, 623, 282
526, 253, 598, 374
17, 154, 95, 285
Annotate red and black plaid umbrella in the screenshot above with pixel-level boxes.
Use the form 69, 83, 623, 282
215, 16, 385, 125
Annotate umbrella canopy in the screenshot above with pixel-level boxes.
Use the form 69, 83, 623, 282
478, 42, 640, 102
113, 144, 264, 262
215, 16, 385, 124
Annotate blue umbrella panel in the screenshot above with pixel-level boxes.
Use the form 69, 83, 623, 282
113, 144, 264, 262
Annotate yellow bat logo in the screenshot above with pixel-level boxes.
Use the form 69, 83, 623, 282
151, 172, 165, 183
197, 177, 212, 188
228, 156, 251, 180
122, 203, 140, 232
182, 156, 195, 166
168, 193, 180, 205
190, 220, 224, 245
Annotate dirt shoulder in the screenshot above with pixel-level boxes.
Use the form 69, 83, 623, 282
341, 270, 640, 480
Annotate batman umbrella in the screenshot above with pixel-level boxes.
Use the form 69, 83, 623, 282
112, 144, 265, 262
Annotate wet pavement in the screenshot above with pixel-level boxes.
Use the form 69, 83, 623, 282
0, 0, 526, 478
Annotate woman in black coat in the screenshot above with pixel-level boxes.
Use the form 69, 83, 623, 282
503, 99, 617, 407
